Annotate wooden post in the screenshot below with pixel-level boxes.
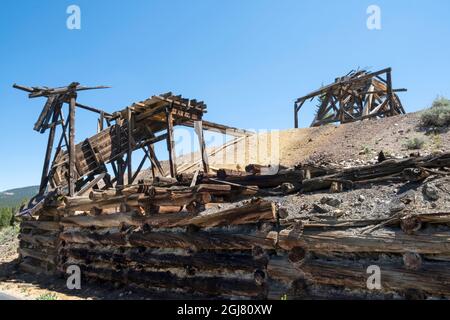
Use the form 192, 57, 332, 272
386, 69, 394, 116
149, 144, 156, 179
117, 157, 125, 186
97, 112, 104, 133
144, 144, 165, 177
115, 119, 125, 186
39, 99, 61, 195
68, 95, 77, 196
127, 107, 133, 185
166, 106, 177, 178
294, 103, 299, 128
194, 121, 209, 174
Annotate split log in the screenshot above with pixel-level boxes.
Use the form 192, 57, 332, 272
77, 265, 266, 298
64, 190, 212, 212
203, 171, 304, 188
19, 247, 56, 264
19, 233, 58, 248
60, 230, 275, 251
19, 259, 53, 275
281, 218, 389, 229
168, 199, 277, 228
20, 221, 60, 232
61, 199, 277, 229
267, 227, 450, 254
61, 212, 191, 229
268, 257, 450, 296
62, 247, 267, 273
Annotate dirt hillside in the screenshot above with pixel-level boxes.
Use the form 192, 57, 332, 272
171, 111, 449, 174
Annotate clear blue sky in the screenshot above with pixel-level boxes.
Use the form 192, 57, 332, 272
1, 0, 449, 191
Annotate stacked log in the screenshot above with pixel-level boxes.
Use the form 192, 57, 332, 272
62, 183, 255, 215
15, 152, 450, 299
265, 221, 450, 299
18, 211, 61, 275
58, 198, 279, 299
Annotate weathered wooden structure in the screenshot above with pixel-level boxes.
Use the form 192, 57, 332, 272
294, 68, 407, 128
14, 81, 450, 300
14, 84, 212, 197
14, 84, 253, 205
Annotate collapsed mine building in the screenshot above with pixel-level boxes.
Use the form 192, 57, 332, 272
13, 68, 450, 299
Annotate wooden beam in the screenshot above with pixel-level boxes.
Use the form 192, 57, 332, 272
386, 69, 394, 116
39, 103, 62, 195
194, 121, 209, 173
185, 120, 253, 137
166, 105, 177, 178
68, 95, 77, 196
75, 172, 107, 196
127, 107, 133, 185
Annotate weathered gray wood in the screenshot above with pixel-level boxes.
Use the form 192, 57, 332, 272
60, 230, 275, 250
267, 227, 450, 254
68, 95, 77, 196
194, 121, 210, 174
166, 106, 177, 178
268, 256, 450, 296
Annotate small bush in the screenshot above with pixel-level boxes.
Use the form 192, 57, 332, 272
0, 224, 19, 245
404, 137, 425, 150
36, 293, 58, 301
359, 145, 371, 155
0, 207, 13, 228
420, 97, 450, 128
431, 133, 443, 150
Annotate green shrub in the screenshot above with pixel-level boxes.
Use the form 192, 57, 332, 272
36, 293, 58, 300
404, 137, 425, 150
0, 207, 13, 228
0, 224, 19, 245
420, 97, 450, 128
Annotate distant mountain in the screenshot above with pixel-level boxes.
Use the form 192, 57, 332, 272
0, 186, 39, 209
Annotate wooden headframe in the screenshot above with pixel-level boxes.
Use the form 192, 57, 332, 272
294, 68, 407, 128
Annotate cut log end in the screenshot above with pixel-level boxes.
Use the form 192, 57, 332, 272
288, 247, 307, 266
403, 252, 422, 271
401, 215, 422, 235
